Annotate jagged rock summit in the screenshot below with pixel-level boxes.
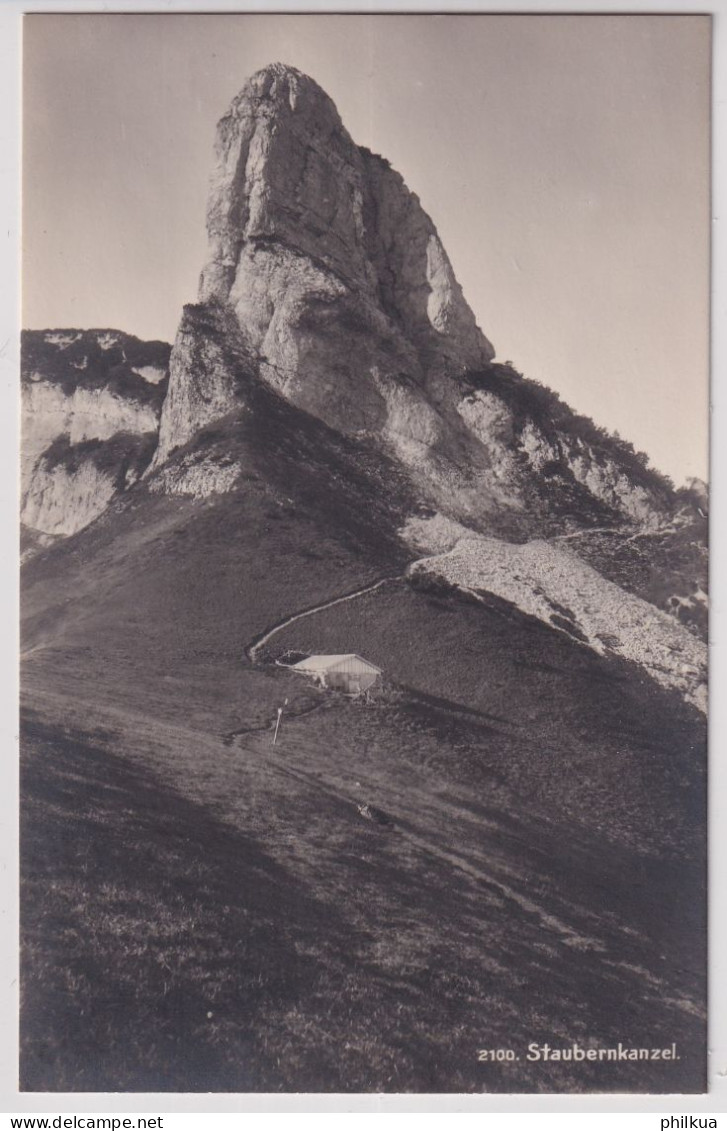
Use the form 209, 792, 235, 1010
152, 64, 673, 535
197, 63, 493, 400
153, 63, 500, 506
23, 67, 686, 558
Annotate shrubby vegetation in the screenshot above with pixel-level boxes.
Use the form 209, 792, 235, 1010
572, 519, 708, 640
41, 432, 158, 490
465, 362, 675, 498
21, 329, 170, 407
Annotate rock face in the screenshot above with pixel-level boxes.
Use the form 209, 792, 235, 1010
456, 374, 670, 528
151, 302, 256, 468
160, 64, 512, 511
154, 63, 671, 532
21, 330, 169, 539
21, 438, 154, 538
198, 65, 492, 396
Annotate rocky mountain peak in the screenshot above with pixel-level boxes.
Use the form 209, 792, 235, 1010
229, 62, 341, 126
199, 63, 355, 300
152, 65, 676, 535
21, 66, 707, 727
196, 64, 493, 423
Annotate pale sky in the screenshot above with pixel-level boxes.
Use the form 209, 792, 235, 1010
22, 13, 710, 484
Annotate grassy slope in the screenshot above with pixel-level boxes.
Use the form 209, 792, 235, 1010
20, 394, 707, 1093
22, 404, 413, 746
21, 694, 705, 1094
267, 581, 705, 858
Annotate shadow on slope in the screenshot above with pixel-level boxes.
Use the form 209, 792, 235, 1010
21, 710, 706, 1094
264, 579, 706, 859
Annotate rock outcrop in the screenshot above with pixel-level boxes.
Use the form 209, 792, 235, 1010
21, 435, 157, 537
151, 302, 256, 469
155, 64, 501, 513
153, 63, 671, 533
21, 330, 169, 539
198, 65, 492, 393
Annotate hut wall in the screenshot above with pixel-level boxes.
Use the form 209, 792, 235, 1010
325, 670, 379, 694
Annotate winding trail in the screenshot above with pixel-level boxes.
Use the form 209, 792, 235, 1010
550, 525, 620, 542
245, 537, 506, 665
246, 575, 401, 662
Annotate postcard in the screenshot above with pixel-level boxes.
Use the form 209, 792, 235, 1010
18, 12, 710, 1095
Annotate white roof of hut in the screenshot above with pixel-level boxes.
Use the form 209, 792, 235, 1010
291, 654, 382, 674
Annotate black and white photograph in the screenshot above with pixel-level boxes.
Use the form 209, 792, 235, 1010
18, 12, 710, 1095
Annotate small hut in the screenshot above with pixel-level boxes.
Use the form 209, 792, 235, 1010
291, 654, 382, 696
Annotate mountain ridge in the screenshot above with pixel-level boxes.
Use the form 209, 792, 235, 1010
21, 328, 170, 544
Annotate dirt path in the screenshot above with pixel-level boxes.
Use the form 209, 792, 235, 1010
245, 538, 477, 665
246, 574, 401, 661
550, 525, 620, 541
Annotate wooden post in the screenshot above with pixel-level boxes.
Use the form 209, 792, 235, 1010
272, 699, 288, 746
